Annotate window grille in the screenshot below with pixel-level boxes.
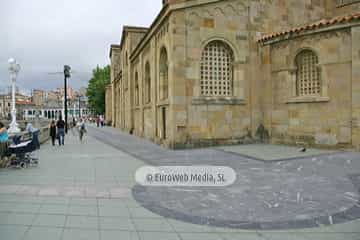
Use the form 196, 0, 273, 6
200, 41, 234, 97
296, 50, 320, 96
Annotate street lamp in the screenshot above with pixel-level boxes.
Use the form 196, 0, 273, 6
64, 65, 71, 133
8, 58, 21, 133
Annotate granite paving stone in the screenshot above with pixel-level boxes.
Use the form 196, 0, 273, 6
39, 204, 68, 215
62, 228, 100, 240
0, 213, 36, 225
65, 215, 99, 229
100, 230, 139, 240
137, 231, 181, 240
32, 214, 66, 227
99, 217, 135, 231
0, 225, 28, 240
132, 218, 174, 232
23, 226, 63, 240
179, 232, 225, 240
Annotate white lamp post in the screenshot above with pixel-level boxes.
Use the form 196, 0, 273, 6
8, 58, 21, 133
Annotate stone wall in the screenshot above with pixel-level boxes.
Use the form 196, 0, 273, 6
326, 0, 360, 16
265, 29, 353, 147
168, 0, 252, 147
105, 85, 112, 124
127, 21, 172, 144
109, 45, 121, 128
351, 25, 360, 148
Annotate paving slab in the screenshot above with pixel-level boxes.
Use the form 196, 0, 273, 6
0, 225, 29, 240
100, 230, 139, 240
23, 226, 63, 240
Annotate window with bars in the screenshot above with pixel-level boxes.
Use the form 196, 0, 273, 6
200, 41, 234, 97
295, 50, 320, 96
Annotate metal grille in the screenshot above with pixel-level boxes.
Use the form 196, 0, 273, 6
200, 41, 233, 96
296, 50, 320, 96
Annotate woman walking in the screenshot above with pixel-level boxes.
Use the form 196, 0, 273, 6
49, 120, 57, 146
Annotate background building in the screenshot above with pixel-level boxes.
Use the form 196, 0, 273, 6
0, 92, 32, 120
32, 89, 46, 106
0, 86, 91, 121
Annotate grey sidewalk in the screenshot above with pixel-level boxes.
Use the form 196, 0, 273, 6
0, 126, 358, 240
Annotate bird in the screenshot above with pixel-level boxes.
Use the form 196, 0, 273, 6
299, 147, 307, 152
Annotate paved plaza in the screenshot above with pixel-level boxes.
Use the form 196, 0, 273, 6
0, 126, 359, 240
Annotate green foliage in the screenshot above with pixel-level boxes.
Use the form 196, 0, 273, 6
86, 65, 110, 114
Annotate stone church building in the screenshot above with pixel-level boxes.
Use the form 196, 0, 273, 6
106, 0, 360, 149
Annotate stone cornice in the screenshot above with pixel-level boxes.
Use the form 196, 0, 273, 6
260, 21, 360, 46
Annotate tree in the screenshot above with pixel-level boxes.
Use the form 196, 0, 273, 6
86, 65, 110, 114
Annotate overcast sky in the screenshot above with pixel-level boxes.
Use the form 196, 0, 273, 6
0, 0, 162, 93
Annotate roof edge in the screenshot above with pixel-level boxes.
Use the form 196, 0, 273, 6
109, 44, 121, 58
258, 12, 360, 44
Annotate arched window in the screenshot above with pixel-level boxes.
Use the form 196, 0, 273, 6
295, 50, 320, 96
159, 47, 169, 100
145, 62, 151, 103
134, 72, 139, 106
200, 40, 234, 97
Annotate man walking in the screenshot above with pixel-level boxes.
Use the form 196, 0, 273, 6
77, 118, 87, 142
56, 116, 66, 146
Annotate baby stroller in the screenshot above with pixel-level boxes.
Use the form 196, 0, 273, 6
8, 131, 40, 168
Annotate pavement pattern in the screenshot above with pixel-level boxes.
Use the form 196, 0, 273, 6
0, 125, 359, 240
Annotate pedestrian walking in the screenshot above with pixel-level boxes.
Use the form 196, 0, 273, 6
100, 115, 104, 127
56, 116, 66, 146
49, 120, 57, 146
77, 118, 87, 142
96, 116, 100, 128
